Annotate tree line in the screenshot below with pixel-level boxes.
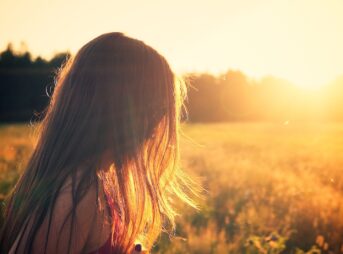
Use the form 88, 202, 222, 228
1, 44, 343, 122
185, 72, 343, 122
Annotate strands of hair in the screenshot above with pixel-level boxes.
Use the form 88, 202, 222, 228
0, 32, 198, 254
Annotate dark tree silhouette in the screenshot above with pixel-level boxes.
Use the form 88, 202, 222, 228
0, 43, 343, 122
0, 45, 70, 122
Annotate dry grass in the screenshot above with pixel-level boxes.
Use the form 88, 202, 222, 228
1, 122, 343, 253
155, 122, 343, 254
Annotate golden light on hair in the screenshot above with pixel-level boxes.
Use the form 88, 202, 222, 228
0, 33, 199, 253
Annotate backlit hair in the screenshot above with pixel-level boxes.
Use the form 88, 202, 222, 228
0, 32, 196, 253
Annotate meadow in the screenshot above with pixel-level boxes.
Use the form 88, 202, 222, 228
1, 123, 342, 254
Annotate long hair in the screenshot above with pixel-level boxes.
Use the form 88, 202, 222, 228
0, 32, 196, 253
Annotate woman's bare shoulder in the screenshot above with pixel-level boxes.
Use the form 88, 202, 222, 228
11, 173, 110, 254
33, 175, 96, 253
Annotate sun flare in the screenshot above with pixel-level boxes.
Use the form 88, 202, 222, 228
1, 0, 342, 89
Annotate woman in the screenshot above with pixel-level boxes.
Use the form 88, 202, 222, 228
0, 32, 197, 253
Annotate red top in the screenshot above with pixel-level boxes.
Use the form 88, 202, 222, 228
88, 237, 113, 254
87, 189, 143, 253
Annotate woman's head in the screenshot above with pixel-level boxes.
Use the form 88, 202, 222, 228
48, 32, 183, 168
1, 33, 195, 253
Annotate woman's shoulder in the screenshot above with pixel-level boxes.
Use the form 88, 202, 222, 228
11, 173, 111, 254
38, 176, 94, 252
43, 173, 111, 253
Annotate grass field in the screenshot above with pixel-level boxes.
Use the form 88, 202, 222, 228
1, 123, 343, 253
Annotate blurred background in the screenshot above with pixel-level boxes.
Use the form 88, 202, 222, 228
1, 0, 343, 253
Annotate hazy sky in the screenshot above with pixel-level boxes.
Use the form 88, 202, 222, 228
1, 0, 342, 88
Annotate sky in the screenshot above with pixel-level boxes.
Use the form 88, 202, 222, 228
0, 0, 342, 89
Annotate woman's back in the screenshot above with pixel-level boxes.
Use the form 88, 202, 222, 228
9, 174, 112, 254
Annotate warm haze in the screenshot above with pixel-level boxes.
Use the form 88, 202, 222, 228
0, 0, 342, 89
2, 1, 343, 253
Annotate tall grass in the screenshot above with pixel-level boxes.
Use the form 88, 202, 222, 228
1, 123, 342, 253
